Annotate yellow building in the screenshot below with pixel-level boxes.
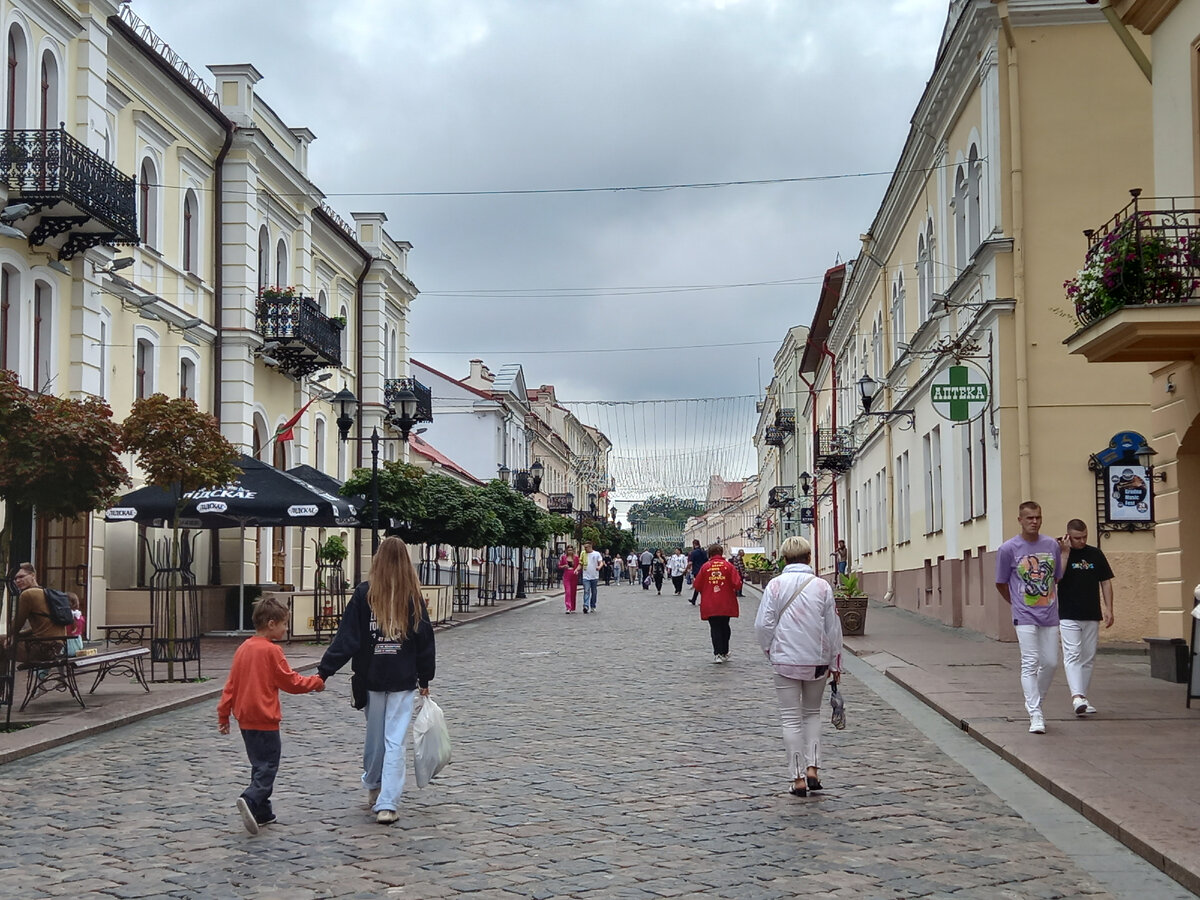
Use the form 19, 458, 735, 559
1066, 0, 1200, 642
801, 0, 1157, 642
0, 2, 420, 632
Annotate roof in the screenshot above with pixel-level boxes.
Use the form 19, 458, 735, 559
408, 434, 484, 485
799, 263, 848, 374
412, 359, 494, 401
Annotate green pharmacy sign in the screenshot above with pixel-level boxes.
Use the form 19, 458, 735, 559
930, 363, 989, 423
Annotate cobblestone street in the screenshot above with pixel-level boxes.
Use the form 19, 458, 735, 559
0, 584, 1126, 898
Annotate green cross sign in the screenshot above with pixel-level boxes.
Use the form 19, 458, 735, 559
930, 364, 989, 422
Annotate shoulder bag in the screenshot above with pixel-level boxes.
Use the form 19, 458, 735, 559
768, 574, 816, 656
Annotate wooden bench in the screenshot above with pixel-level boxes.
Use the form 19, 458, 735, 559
13, 637, 150, 712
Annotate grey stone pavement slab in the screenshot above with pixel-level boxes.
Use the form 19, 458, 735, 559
0, 581, 1170, 898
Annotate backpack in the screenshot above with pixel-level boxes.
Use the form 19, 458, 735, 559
41, 588, 75, 627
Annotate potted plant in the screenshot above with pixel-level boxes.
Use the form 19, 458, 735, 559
833, 571, 868, 636
316, 534, 349, 565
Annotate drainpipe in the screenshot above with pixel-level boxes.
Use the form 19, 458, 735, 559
997, 1, 1032, 500
209, 124, 234, 587
798, 370, 820, 567
351, 247, 372, 587
819, 343, 841, 573
1098, 0, 1152, 82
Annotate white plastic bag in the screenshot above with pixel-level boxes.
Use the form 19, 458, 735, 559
412, 696, 451, 788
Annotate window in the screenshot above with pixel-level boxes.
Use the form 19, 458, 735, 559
257, 226, 270, 290
180, 356, 196, 399
6, 26, 28, 130
339, 304, 349, 363
871, 314, 882, 379
314, 416, 326, 471
954, 164, 968, 271
318, 288, 328, 316
39, 50, 58, 132
922, 431, 933, 535
275, 238, 288, 288
968, 145, 982, 253
891, 273, 906, 362
862, 479, 872, 552
972, 414, 987, 516
917, 233, 930, 323
876, 470, 886, 552
99, 309, 110, 400
139, 158, 158, 248
135, 338, 154, 400
896, 451, 911, 543
182, 189, 198, 274
32, 280, 50, 391
0, 265, 12, 372
931, 426, 943, 532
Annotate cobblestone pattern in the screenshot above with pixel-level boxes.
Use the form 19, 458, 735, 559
0, 584, 1113, 898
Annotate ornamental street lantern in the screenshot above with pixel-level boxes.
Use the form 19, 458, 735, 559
333, 386, 357, 441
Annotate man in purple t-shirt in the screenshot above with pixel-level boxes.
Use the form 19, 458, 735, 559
995, 500, 1061, 735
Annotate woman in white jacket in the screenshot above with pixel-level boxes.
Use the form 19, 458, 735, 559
753, 535, 843, 797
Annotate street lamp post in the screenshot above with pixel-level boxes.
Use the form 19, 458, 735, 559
370, 427, 381, 553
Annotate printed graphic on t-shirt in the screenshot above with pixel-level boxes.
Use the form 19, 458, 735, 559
1016, 553, 1056, 606
1069, 560, 1096, 572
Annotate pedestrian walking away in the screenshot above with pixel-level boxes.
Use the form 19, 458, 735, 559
639, 548, 653, 589
667, 546, 688, 595
731, 549, 747, 597
611, 553, 623, 585
753, 536, 843, 797
559, 545, 580, 613
601, 549, 613, 586
1056, 519, 1114, 716
581, 541, 603, 612
995, 500, 1061, 734
217, 596, 325, 835
693, 542, 743, 663
318, 537, 436, 825
651, 550, 667, 595
626, 552, 638, 584
686, 539, 708, 605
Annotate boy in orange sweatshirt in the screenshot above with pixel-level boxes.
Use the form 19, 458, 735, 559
218, 596, 324, 835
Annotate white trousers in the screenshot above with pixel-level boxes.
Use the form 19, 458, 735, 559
1014, 624, 1058, 716
1059, 619, 1099, 700
772, 673, 826, 776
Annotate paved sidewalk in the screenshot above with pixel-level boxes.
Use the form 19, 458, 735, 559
0, 589, 551, 765
843, 600, 1200, 895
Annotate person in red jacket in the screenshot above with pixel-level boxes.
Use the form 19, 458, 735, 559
218, 596, 325, 835
693, 543, 743, 663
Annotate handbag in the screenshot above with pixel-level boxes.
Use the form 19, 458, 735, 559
412, 696, 452, 788
830, 681, 846, 730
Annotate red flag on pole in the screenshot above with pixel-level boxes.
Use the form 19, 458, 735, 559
275, 398, 317, 443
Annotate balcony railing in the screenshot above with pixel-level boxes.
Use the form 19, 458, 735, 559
0, 127, 138, 257
255, 292, 342, 378
775, 408, 796, 432
814, 428, 856, 474
1070, 189, 1200, 327
384, 377, 434, 423
768, 486, 794, 509
764, 426, 784, 446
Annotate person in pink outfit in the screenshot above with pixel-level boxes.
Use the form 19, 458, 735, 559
559, 545, 580, 613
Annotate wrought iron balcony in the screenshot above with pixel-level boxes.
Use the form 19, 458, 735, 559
384, 377, 434, 423
1069, 189, 1200, 328
775, 408, 796, 433
768, 486, 794, 509
548, 493, 574, 514
764, 426, 785, 446
814, 428, 856, 474
0, 127, 139, 258
255, 291, 342, 378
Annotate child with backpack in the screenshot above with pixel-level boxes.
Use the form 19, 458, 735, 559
65, 592, 86, 657
217, 596, 325, 835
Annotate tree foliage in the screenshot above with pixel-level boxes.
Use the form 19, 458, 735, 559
626, 494, 703, 530
118, 394, 239, 494
0, 369, 130, 520
343, 460, 427, 536
414, 474, 503, 549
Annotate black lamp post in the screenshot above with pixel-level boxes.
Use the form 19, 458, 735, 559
530, 460, 544, 492
370, 427, 381, 553
389, 385, 419, 442
333, 387, 357, 441
498, 464, 510, 484
509, 461, 541, 599
857, 373, 916, 428
800, 471, 811, 497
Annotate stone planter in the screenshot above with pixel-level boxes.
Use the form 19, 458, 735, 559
835, 597, 868, 636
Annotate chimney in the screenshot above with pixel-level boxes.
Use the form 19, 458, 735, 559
207, 64, 264, 128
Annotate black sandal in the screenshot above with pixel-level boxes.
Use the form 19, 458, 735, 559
806, 775, 823, 792
788, 781, 807, 797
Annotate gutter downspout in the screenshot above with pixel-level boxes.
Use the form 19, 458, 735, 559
998, 1, 1032, 500
209, 125, 234, 587
351, 248, 372, 588
1099, 0, 1152, 82
819, 343, 840, 574
799, 370, 820, 568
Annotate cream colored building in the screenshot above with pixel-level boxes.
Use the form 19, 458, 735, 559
800, 0, 1157, 642
0, 2, 419, 631
1066, 0, 1200, 641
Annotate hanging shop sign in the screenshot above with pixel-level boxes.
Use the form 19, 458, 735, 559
1090, 431, 1156, 534
800, 506, 814, 525
930, 362, 990, 423
1107, 465, 1152, 523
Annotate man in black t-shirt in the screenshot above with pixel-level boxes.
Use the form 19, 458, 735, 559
1056, 519, 1114, 717
686, 540, 708, 605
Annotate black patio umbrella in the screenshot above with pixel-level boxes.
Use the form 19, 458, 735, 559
286, 464, 363, 591
105, 455, 361, 629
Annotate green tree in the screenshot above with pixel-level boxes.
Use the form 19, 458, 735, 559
0, 370, 130, 583
342, 460, 427, 539
416, 475, 502, 550
119, 394, 240, 680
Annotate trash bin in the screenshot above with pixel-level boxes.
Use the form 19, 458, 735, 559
1144, 637, 1190, 683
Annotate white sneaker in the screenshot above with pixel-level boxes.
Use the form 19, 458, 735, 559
236, 797, 259, 835
1085, 703, 1098, 714
1073, 696, 1089, 716
1029, 712, 1046, 734
713, 655, 724, 664
376, 809, 399, 824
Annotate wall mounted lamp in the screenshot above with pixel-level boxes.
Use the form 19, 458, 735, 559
858, 374, 916, 430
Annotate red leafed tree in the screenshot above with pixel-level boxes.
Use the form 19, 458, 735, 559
0, 369, 130, 586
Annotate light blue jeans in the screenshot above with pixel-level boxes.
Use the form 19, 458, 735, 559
362, 689, 417, 812
581, 577, 598, 609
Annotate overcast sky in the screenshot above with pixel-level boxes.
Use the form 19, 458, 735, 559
134, 0, 948, 489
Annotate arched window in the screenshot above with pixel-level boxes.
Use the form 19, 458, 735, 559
135, 337, 154, 400
0, 264, 13, 372
252, 413, 269, 460
6, 26, 28, 130
38, 50, 57, 132
339, 303, 349, 364
954, 164, 968, 271
314, 416, 326, 471
318, 289, 328, 316
257, 226, 270, 290
891, 272, 906, 361
180, 356, 196, 399
871, 314, 882, 379
275, 238, 288, 288
182, 189, 199, 274
98, 308, 111, 400
918, 221, 935, 323
32, 279, 50, 391
968, 145, 982, 253
139, 158, 158, 248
